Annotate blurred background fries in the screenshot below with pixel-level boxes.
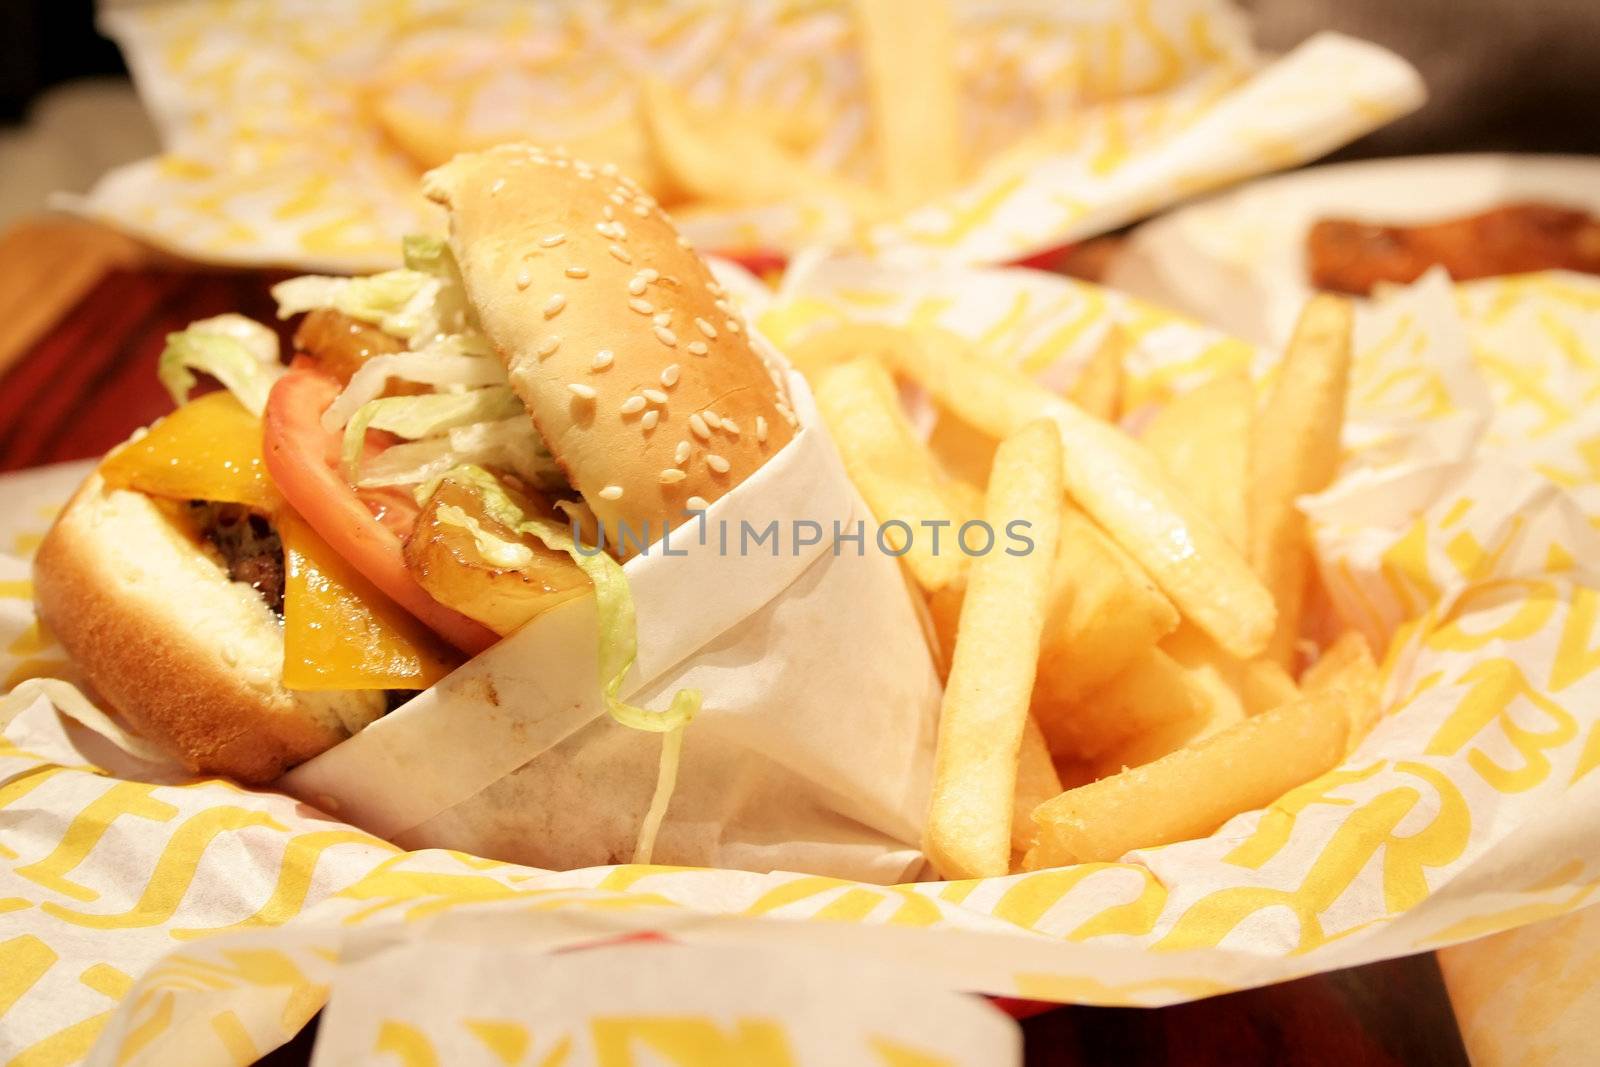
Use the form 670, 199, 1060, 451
22, 0, 1422, 270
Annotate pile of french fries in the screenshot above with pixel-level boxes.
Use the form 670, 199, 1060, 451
807, 295, 1385, 878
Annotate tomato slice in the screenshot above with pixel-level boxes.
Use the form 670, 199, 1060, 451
264, 367, 498, 656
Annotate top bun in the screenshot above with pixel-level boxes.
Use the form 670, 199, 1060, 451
423, 143, 796, 546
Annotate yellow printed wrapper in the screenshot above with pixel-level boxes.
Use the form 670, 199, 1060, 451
71, 0, 1423, 271
1439, 903, 1600, 1067
7, 265, 1600, 1063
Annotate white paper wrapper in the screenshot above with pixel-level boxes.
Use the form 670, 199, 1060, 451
7, 264, 1600, 1065
73, 0, 1423, 270
282, 368, 942, 883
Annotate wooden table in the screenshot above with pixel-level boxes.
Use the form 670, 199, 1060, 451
0, 219, 1472, 1065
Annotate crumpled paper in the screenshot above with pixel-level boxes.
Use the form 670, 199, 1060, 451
6, 264, 1600, 1065
75, 0, 1423, 270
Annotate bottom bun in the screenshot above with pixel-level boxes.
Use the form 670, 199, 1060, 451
32, 473, 385, 783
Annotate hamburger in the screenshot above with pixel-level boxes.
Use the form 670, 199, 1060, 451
33, 143, 796, 784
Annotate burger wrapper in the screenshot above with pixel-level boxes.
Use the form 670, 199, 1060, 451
73, 0, 1422, 270
279, 367, 943, 883
6, 266, 1600, 1063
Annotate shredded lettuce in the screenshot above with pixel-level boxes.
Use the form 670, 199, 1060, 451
321, 349, 508, 432
357, 416, 563, 491
436, 464, 699, 864
157, 314, 284, 416
341, 387, 523, 481
402, 234, 451, 274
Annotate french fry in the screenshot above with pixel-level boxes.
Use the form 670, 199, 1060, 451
925, 420, 1063, 879
849, 0, 962, 208
1013, 716, 1063, 856
814, 358, 970, 593
1302, 630, 1383, 746
785, 323, 920, 384
1025, 687, 1358, 868
1047, 645, 1210, 760
1090, 627, 1250, 774
1069, 327, 1124, 422
885, 327, 1276, 658
1250, 295, 1355, 666
1031, 507, 1181, 749
640, 79, 881, 214
1240, 657, 1300, 716
924, 581, 965, 681
927, 408, 998, 491
1141, 373, 1252, 552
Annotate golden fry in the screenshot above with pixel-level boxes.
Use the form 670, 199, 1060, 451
885, 327, 1275, 658
927, 408, 999, 491
1250, 295, 1355, 665
1050, 645, 1210, 761
1141, 373, 1253, 552
850, 0, 962, 208
1069, 328, 1124, 422
1013, 716, 1063, 856
1032, 507, 1180, 749
1302, 630, 1383, 747
1240, 657, 1300, 716
926, 420, 1063, 880
1026, 687, 1357, 868
814, 358, 970, 593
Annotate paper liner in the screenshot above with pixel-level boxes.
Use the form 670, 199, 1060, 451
6, 266, 1600, 1064
73, 1, 1422, 270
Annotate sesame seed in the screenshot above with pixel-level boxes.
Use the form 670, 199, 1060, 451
688, 414, 711, 440
603, 205, 615, 220
490, 178, 506, 195
653, 311, 672, 327
566, 266, 589, 279
687, 495, 709, 511
705, 454, 731, 474
608, 244, 632, 264
515, 270, 531, 290
725, 319, 742, 333
628, 276, 648, 296
660, 364, 680, 387
538, 335, 560, 357
722, 418, 740, 436
629, 298, 654, 315
544, 294, 566, 318
540, 234, 566, 247
599, 485, 624, 500
643, 268, 660, 282
659, 468, 687, 484
633, 204, 651, 217
714, 298, 732, 313
695, 317, 717, 338
654, 325, 677, 347
687, 340, 709, 356
756, 416, 768, 443
620, 395, 647, 416
592, 349, 614, 370
642, 388, 669, 404
601, 162, 618, 176
642, 410, 660, 430
702, 410, 723, 429
707, 281, 725, 296
568, 383, 597, 400
675, 441, 692, 464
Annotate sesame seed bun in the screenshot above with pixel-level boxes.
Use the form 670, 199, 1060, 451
32, 472, 386, 783
423, 143, 796, 543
